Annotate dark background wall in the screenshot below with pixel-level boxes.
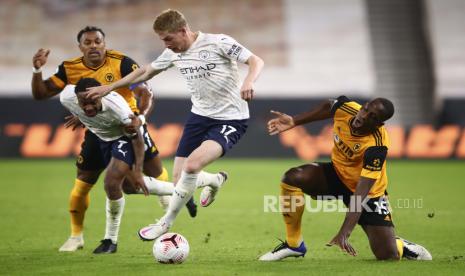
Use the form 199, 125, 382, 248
1, 97, 464, 159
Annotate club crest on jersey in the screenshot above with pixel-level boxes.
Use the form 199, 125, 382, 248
77, 155, 84, 164
199, 50, 210, 60
353, 143, 361, 152
333, 133, 340, 143
105, 73, 114, 82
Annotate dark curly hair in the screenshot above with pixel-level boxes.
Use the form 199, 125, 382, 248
75, 78, 101, 94
77, 26, 105, 43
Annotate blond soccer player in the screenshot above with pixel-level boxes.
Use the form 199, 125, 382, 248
86, 9, 264, 241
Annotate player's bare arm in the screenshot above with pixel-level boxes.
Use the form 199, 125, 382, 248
123, 114, 144, 140
133, 83, 154, 117
86, 65, 162, 100
31, 48, 62, 100
267, 100, 333, 135
327, 176, 376, 256
126, 122, 149, 196
241, 54, 264, 101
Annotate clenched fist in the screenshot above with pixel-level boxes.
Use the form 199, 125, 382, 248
32, 48, 50, 69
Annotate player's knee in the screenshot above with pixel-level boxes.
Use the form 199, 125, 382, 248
104, 180, 123, 200
183, 159, 202, 174
77, 169, 102, 184
103, 170, 125, 199
374, 248, 400, 261
281, 167, 304, 189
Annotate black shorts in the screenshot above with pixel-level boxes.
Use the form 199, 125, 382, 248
99, 125, 159, 167
176, 112, 248, 157
76, 126, 159, 171
319, 162, 394, 227
76, 130, 106, 171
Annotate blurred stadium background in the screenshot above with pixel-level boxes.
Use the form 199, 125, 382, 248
1, 0, 464, 159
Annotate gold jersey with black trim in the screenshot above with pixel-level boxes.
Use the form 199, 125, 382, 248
49, 50, 140, 112
330, 95, 390, 198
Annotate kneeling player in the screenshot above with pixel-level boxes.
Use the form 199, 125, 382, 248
259, 96, 431, 261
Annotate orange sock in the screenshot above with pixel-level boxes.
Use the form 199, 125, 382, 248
156, 167, 169, 182
280, 182, 305, 248
396, 238, 404, 259
69, 179, 93, 237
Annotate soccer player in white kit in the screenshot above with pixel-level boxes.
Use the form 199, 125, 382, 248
86, 9, 264, 240
61, 78, 177, 252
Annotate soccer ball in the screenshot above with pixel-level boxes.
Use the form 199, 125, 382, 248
153, 233, 190, 264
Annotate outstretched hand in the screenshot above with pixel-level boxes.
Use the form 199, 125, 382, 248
327, 232, 357, 257
85, 85, 112, 100
267, 110, 295, 135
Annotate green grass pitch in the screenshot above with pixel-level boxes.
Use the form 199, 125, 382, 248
0, 159, 464, 275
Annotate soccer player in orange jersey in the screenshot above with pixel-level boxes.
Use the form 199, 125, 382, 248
259, 96, 432, 261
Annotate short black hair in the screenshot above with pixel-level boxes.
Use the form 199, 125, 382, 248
374, 98, 395, 122
77, 26, 105, 43
75, 78, 101, 94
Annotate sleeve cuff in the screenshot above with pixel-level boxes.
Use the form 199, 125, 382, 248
49, 76, 65, 89
360, 168, 381, 180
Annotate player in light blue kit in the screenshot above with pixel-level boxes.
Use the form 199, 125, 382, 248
86, 9, 264, 241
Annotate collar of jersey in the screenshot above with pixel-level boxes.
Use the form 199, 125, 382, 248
185, 31, 203, 53
82, 57, 108, 71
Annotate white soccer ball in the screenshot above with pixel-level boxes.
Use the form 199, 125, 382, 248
153, 232, 190, 264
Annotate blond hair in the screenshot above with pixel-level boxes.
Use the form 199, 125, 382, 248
153, 9, 188, 32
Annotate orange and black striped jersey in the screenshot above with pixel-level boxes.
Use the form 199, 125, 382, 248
49, 50, 140, 112
330, 96, 390, 198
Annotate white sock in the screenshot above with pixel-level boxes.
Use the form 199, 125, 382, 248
162, 171, 198, 225
158, 195, 171, 210
104, 197, 125, 244
196, 171, 222, 188
134, 176, 174, 195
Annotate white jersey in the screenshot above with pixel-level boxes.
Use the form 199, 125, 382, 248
60, 85, 133, 142
151, 32, 252, 120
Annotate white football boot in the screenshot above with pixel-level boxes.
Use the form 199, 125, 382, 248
58, 235, 84, 252
199, 172, 228, 207
398, 237, 432, 260
259, 240, 307, 261
138, 219, 171, 241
